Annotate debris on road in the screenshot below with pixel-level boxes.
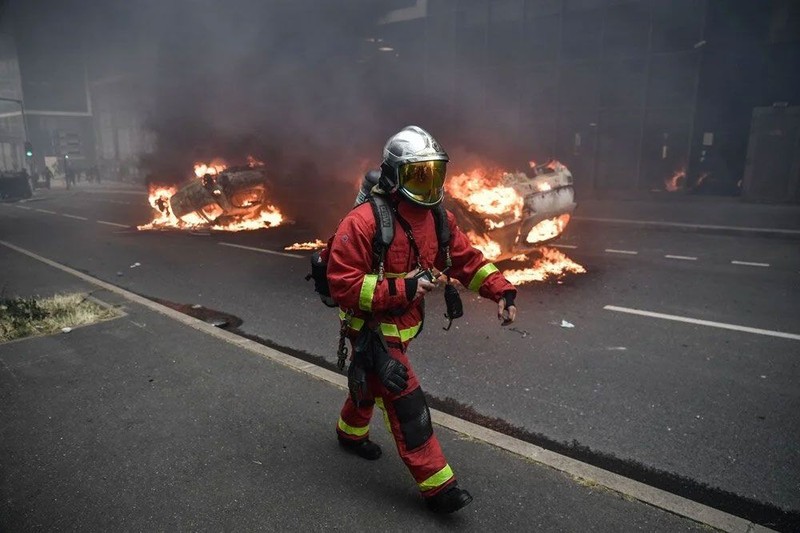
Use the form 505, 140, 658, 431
560, 320, 575, 328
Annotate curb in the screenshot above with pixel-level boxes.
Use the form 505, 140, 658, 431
0, 239, 778, 533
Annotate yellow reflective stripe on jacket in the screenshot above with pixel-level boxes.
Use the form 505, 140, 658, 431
419, 464, 454, 492
380, 322, 420, 342
337, 417, 369, 437
338, 310, 421, 342
359, 274, 378, 312
468, 263, 499, 292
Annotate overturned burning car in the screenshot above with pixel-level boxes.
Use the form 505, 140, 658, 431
140, 163, 284, 231
445, 160, 576, 262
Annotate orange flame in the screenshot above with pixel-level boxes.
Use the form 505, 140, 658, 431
139, 161, 284, 232
247, 155, 265, 168
665, 168, 686, 192
503, 247, 586, 285
467, 231, 502, 261
526, 214, 571, 244
285, 239, 327, 251
194, 160, 227, 178
446, 169, 524, 219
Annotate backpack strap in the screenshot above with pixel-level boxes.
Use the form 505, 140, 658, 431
431, 204, 452, 269
368, 194, 394, 281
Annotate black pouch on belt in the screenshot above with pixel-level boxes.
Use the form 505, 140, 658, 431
347, 327, 374, 406
443, 283, 463, 331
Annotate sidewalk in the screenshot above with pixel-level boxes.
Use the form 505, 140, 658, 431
0, 246, 753, 532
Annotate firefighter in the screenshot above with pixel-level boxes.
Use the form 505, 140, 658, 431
327, 125, 517, 513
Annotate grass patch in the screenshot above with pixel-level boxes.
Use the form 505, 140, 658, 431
0, 293, 117, 343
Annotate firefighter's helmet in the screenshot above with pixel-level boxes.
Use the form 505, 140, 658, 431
379, 125, 449, 208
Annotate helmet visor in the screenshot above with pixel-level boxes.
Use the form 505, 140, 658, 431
398, 160, 447, 206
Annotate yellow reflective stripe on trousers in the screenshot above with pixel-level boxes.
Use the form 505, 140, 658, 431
419, 464, 454, 492
337, 417, 369, 437
359, 274, 378, 312
468, 263, 499, 292
338, 309, 421, 342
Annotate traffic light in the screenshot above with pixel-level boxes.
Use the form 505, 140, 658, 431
24, 141, 33, 157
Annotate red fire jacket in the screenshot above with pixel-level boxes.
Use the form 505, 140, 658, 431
326, 198, 516, 342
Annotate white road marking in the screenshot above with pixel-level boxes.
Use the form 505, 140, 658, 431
91, 199, 134, 205
96, 220, 129, 228
604, 305, 800, 341
15, 205, 32, 210
35, 208, 57, 215
61, 213, 88, 221
551, 244, 578, 249
0, 238, 766, 533
664, 255, 697, 261
218, 242, 303, 259
604, 248, 638, 255
574, 216, 800, 236
731, 260, 770, 268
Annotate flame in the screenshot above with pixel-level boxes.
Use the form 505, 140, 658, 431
139, 161, 284, 232
467, 231, 502, 261
503, 247, 586, 285
446, 169, 524, 219
247, 155, 265, 168
211, 205, 283, 231
137, 186, 180, 230
665, 168, 686, 192
194, 160, 227, 178
285, 239, 327, 251
526, 214, 571, 244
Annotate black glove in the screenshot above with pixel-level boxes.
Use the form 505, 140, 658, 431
377, 357, 409, 393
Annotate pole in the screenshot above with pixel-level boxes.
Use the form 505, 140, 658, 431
0, 96, 31, 173
0, 96, 29, 139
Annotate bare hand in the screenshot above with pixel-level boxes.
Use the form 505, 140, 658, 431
406, 269, 437, 300
498, 299, 517, 325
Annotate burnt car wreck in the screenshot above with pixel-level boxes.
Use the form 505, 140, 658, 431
142, 166, 283, 231
445, 160, 576, 261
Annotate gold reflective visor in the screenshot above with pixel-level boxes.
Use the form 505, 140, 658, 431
398, 160, 447, 206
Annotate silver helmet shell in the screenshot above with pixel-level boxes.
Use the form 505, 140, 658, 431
379, 126, 449, 201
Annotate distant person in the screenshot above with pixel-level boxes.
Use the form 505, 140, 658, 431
43, 167, 53, 189
64, 160, 76, 190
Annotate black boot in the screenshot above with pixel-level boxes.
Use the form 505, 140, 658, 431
338, 436, 382, 460
425, 482, 473, 514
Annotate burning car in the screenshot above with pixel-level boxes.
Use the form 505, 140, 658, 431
139, 162, 284, 231
445, 160, 576, 262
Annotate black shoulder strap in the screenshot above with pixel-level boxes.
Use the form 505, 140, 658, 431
368, 194, 394, 280
432, 204, 452, 269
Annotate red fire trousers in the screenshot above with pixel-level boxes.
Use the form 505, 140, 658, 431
336, 342, 455, 497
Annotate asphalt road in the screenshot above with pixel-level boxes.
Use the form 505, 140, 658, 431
2, 187, 798, 520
